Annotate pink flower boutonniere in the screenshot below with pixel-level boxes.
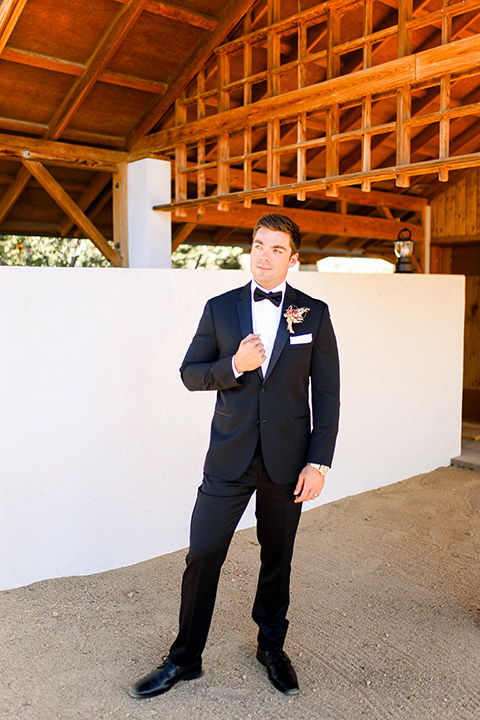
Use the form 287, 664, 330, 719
284, 305, 310, 334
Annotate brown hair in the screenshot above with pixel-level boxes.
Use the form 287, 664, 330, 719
253, 213, 301, 254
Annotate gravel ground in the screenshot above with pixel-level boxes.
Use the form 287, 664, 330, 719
2, 464, 480, 720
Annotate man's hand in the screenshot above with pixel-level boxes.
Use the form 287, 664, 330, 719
234, 334, 266, 373
294, 465, 325, 503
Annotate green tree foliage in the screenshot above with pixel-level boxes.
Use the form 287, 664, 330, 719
172, 244, 243, 269
0, 235, 245, 269
0, 235, 110, 267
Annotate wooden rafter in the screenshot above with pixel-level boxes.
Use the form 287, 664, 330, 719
45, 0, 150, 141
0, 0, 28, 54
2, 47, 169, 96
112, 0, 217, 30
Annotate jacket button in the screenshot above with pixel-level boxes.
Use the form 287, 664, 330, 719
256, 420, 260, 425
261, 387, 267, 393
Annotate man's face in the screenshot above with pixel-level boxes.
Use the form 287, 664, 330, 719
250, 227, 299, 290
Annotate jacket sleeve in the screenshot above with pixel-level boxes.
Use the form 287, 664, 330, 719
180, 300, 244, 392
307, 303, 340, 466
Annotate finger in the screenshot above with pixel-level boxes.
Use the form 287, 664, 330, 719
293, 476, 304, 496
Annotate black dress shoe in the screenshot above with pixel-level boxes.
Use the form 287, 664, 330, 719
257, 646, 299, 695
129, 656, 202, 699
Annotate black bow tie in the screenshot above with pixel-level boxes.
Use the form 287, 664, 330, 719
253, 288, 283, 307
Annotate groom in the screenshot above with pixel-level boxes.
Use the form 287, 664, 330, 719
130, 213, 340, 699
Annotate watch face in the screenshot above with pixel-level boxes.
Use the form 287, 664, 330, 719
320, 465, 330, 474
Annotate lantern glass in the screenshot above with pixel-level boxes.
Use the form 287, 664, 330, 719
394, 240, 414, 259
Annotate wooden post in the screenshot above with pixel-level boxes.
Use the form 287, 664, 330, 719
113, 162, 129, 267
439, 0, 452, 182
175, 97, 187, 216
423, 204, 431, 274
244, 126, 252, 208
267, 118, 280, 205
396, 0, 412, 188
326, 8, 340, 197
217, 50, 230, 210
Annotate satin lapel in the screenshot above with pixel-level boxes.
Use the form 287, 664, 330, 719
237, 282, 253, 338
263, 283, 298, 382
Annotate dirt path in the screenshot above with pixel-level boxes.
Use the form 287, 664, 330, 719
2, 465, 480, 720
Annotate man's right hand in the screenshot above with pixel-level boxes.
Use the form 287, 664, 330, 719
234, 334, 266, 373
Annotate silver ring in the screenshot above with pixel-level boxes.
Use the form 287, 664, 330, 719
313, 493, 318, 498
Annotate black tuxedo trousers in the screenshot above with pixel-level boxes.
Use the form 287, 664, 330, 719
169, 440, 302, 665
169, 282, 340, 664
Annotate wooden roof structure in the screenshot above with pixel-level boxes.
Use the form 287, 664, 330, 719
1, 0, 480, 266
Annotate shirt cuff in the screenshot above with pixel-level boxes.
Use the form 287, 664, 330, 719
232, 355, 243, 378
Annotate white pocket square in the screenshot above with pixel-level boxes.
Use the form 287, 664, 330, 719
290, 333, 312, 345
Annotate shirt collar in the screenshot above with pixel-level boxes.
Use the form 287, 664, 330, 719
251, 279, 286, 299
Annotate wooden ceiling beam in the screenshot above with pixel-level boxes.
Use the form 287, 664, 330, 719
0, 164, 30, 226
0, 133, 127, 171
60, 173, 112, 237
133, 34, 480, 156
113, 0, 217, 30
22, 159, 121, 266
175, 203, 422, 241
209, 163, 427, 210
0, 0, 28, 54
126, 0, 258, 149
45, 0, 150, 141
2, 47, 168, 95
172, 222, 196, 251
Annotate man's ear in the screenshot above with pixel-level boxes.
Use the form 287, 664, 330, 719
289, 253, 299, 269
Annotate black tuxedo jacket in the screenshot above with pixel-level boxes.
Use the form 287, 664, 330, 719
180, 281, 340, 484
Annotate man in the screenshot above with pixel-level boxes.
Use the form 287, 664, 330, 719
129, 213, 340, 699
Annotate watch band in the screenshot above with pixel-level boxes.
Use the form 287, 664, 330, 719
307, 463, 330, 475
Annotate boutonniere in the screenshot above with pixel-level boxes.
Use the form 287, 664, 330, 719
284, 305, 310, 334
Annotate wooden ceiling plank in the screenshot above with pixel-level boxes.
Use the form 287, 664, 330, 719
45, 0, 150, 141
0, 164, 30, 226
112, 0, 217, 30
126, 0, 258, 149
22, 159, 121, 266
0, 0, 28, 54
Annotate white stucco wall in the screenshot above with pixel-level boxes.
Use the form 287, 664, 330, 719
0, 268, 465, 590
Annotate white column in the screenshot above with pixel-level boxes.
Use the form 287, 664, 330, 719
127, 158, 172, 268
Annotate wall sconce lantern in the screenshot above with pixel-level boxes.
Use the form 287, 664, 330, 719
394, 228, 415, 273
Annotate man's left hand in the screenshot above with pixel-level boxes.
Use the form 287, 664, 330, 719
294, 465, 325, 503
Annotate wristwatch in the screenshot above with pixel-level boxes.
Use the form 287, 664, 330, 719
307, 463, 330, 475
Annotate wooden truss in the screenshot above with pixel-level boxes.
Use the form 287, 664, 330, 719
135, 0, 480, 222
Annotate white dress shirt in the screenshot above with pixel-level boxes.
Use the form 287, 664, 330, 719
232, 280, 286, 378
251, 280, 286, 376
